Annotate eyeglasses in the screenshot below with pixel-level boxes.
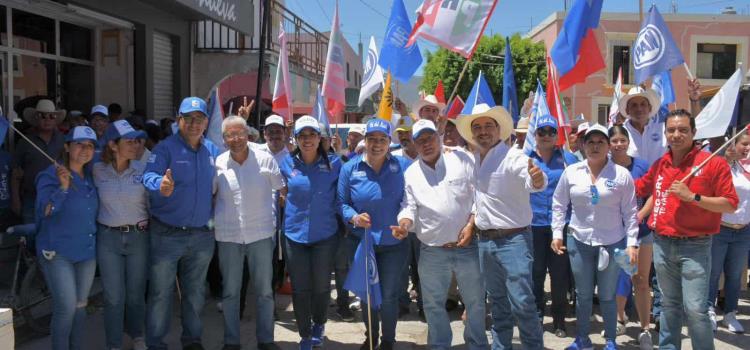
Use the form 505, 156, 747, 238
223, 133, 248, 141
536, 128, 557, 137
590, 185, 600, 205
181, 116, 207, 125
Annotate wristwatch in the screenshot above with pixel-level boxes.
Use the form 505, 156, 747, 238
693, 193, 702, 202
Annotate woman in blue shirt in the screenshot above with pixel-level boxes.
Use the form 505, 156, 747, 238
35, 126, 99, 350
609, 125, 654, 347
338, 118, 410, 350
279, 116, 342, 350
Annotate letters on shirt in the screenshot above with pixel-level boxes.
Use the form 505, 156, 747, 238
653, 174, 667, 226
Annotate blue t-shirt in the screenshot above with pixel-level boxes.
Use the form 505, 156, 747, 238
279, 153, 342, 244
0, 151, 11, 209
338, 154, 411, 246
528, 149, 579, 226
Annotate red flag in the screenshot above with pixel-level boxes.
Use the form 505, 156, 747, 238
322, 2, 347, 122
557, 29, 605, 91
434, 80, 446, 104
445, 96, 465, 119
546, 57, 570, 147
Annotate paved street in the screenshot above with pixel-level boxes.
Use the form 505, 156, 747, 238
14, 281, 750, 350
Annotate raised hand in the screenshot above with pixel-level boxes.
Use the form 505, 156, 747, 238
160, 168, 175, 197
237, 97, 255, 119
56, 165, 71, 191
528, 158, 544, 189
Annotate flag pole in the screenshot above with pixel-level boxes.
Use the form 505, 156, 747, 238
5, 120, 58, 166
683, 62, 695, 81
679, 124, 749, 182
364, 228, 374, 350
447, 58, 472, 106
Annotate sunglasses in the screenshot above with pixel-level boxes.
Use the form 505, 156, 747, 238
590, 185, 600, 205
536, 127, 557, 137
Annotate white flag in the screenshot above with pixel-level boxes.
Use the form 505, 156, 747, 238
272, 23, 293, 121
358, 36, 385, 107
608, 67, 623, 127
694, 68, 743, 139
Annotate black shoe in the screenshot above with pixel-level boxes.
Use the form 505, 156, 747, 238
336, 304, 355, 321
418, 308, 426, 322
360, 337, 378, 350
183, 343, 205, 350
379, 341, 394, 350
445, 299, 459, 311
554, 326, 567, 338
222, 345, 241, 350
257, 342, 281, 350
398, 304, 410, 318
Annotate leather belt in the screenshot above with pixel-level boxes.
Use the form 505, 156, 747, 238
477, 227, 527, 240
101, 224, 145, 233
656, 233, 711, 240
721, 222, 748, 230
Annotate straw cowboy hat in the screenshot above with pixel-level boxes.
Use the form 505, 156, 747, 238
618, 86, 660, 119
412, 95, 446, 116
514, 117, 530, 134
23, 99, 65, 125
457, 103, 514, 146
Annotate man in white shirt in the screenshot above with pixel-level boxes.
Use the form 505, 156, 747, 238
393, 120, 488, 349
620, 87, 666, 166
214, 116, 286, 350
456, 103, 547, 350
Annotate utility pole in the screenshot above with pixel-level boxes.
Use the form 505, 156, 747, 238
254, 0, 271, 127
639, 0, 644, 24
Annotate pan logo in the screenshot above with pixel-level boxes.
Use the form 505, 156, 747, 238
633, 24, 665, 69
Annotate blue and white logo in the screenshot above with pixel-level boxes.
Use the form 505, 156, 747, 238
363, 45, 378, 85
633, 25, 665, 69
605, 179, 616, 189
632, 6, 685, 84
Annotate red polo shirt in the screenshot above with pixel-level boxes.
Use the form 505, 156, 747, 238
635, 145, 738, 237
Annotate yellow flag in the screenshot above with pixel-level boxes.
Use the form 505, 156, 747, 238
378, 72, 393, 122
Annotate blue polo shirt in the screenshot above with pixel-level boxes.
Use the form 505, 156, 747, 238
142, 133, 220, 228
279, 153, 342, 244
528, 148, 579, 227
35, 165, 98, 262
338, 154, 411, 246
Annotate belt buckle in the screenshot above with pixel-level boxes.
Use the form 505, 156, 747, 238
120, 225, 130, 233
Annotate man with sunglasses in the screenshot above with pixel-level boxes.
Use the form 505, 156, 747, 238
142, 97, 221, 350
526, 115, 579, 338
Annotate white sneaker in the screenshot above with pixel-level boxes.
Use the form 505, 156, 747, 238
600, 322, 626, 337
708, 307, 717, 331
638, 330, 653, 350
722, 311, 745, 333
133, 337, 147, 350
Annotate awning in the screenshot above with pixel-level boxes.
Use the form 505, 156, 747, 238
173, 0, 252, 35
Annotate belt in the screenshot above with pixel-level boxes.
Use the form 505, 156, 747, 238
477, 226, 527, 240
656, 233, 711, 240
721, 222, 748, 230
101, 223, 145, 233
151, 216, 207, 232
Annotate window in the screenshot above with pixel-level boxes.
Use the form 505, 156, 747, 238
612, 45, 631, 84
697, 43, 737, 80
355, 70, 359, 86
60, 22, 93, 60
346, 62, 350, 82
597, 104, 610, 125
0, 6, 6, 46
12, 9, 55, 54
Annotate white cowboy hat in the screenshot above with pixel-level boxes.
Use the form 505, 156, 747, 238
514, 117, 530, 134
412, 95, 446, 117
618, 87, 660, 119
22, 99, 65, 125
456, 104, 514, 146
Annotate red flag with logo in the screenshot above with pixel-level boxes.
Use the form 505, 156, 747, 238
546, 57, 570, 147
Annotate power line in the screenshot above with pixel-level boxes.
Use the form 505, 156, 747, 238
314, 0, 331, 23
358, 0, 389, 19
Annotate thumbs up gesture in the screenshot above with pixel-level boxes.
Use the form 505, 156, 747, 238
528, 158, 544, 189
160, 168, 175, 197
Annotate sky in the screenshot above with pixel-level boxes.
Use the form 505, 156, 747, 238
284, 0, 750, 73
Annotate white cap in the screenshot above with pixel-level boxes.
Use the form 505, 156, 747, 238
584, 123, 609, 140
348, 124, 365, 136
90, 104, 108, 117
411, 119, 437, 140
576, 122, 590, 135
294, 115, 320, 136
265, 114, 285, 127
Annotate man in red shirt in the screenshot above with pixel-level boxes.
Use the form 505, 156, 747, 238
635, 109, 738, 350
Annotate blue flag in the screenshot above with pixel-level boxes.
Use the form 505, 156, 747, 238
378, 0, 422, 83
522, 82, 551, 154
652, 70, 675, 122
312, 84, 331, 136
0, 115, 8, 148
633, 6, 685, 84
344, 231, 382, 310
461, 71, 496, 114
502, 37, 519, 123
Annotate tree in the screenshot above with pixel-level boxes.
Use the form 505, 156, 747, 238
420, 34, 547, 111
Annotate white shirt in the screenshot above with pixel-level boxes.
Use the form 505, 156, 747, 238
214, 146, 286, 244
398, 152, 476, 246
391, 148, 417, 162
93, 160, 148, 227
552, 160, 639, 247
258, 142, 290, 166
624, 118, 667, 166
722, 164, 750, 225
474, 142, 548, 230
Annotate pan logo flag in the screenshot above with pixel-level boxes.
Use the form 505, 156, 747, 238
632, 5, 685, 84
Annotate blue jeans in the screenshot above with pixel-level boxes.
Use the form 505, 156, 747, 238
478, 229, 543, 350
145, 219, 215, 349
218, 238, 275, 345
419, 242, 488, 350
284, 234, 338, 338
96, 224, 149, 349
334, 229, 356, 307
653, 235, 714, 350
567, 236, 623, 342
40, 255, 96, 350
708, 226, 750, 313
358, 238, 408, 344
399, 232, 422, 309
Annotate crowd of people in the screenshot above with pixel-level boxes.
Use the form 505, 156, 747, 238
0, 75, 748, 350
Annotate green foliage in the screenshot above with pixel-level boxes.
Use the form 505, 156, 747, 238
420, 34, 547, 111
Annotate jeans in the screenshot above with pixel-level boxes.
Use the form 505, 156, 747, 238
653, 235, 714, 350
399, 232, 422, 309
22, 194, 35, 224
218, 238, 275, 345
358, 238, 408, 344
708, 225, 750, 313
419, 242, 488, 350
145, 219, 215, 349
478, 229, 543, 350
96, 224, 149, 349
531, 225, 570, 326
567, 236, 623, 341
334, 230, 356, 308
284, 234, 338, 338
40, 255, 96, 350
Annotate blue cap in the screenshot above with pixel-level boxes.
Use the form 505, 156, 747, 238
104, 120, 146, 143
178, 97, 208, 116
365, 118, 392, 138
90, 104, 108, 117
535, 115, 558, 130
294, 115, 321, 136
66, 126, 98, 143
